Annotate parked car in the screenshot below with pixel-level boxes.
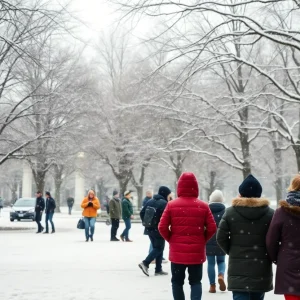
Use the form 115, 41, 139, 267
10, 198, 36, 222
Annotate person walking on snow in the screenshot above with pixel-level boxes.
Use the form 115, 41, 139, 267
109, 190, 122, 241
266, 174, 300, 300
0, 196, 3, 216
206, 190, 226, 293
139, 186, 171, 276
44, 191, 56, 234
120, 190, 134, 242
35, 191, 45, 233
67, 196, 74, 215
159, 172, 217, 300
81, 190, 100, 242
217, 174, 274, 300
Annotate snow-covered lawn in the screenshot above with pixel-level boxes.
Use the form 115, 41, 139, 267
0, 210, 281, 300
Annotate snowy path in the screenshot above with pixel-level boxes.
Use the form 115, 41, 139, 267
0, 211, 281, 300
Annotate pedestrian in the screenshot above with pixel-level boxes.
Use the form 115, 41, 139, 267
266, 174, 300, 300
67, 196, 74, 215
120, 190, 134, 242
81, 190, 100, 242
35, 191, 45, 233
0, 196, 3, 216
217, 174, 274, 300
139, 186, 171, 276
105, 196, 110, 215
159, 172, 217, 300
142, 190, 152, 208
109, 190, 122, 241
206, 190, 226, 293
44, 191, 56, 234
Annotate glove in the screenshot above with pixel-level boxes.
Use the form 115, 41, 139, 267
88, 202, 93, 207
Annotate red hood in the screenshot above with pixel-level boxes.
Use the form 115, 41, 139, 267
177, 172, 199, 198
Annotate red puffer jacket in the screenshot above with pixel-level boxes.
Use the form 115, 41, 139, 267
158, 172, 216, 265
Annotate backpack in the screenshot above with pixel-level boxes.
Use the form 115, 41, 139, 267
143, 206, 157, 228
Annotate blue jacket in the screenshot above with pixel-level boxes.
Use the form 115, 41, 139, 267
206, 203, 226, 256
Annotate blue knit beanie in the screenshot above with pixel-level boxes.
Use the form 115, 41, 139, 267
239, 175, 262, 198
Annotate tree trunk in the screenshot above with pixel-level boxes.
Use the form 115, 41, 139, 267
136, 185, 143, 209
293, 144, 300, 172
240, 129, 251, 179
119, 180, 128, 198
54, 180, 62, 213
34, 171, 46, 194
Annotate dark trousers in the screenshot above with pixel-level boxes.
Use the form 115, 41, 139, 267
111, 218, 120, 239
35, 211, 43, 232
143, 232, 165, 273
171, 263, 203, 300
121, 218, 131, 240
232, 292, 265, 300
68, 206, 72, 215
45, 212, 55, 232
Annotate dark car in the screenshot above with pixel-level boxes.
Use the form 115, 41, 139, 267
10, 198, 36, 222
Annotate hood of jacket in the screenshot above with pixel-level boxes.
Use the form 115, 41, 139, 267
280, 200, 300, 218
177, 172, 199, 198
209, 202, 226, 214
232, 197, 270, 220
153, 194, 166, 201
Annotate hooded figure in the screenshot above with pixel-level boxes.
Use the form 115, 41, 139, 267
266, 175, 300, 298
216, 175, 274, 300
159, 172, 216, 300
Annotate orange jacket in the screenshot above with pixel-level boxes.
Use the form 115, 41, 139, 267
81, 197, 101, 217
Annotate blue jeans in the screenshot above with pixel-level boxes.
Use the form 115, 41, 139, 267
144, 232, 165, 273
171, 263, 203, 300
45, 212, 55, 232
207, 255, 226, 285
121, 218, 131, 240
232, 292, 265, 300
84, 217, 96, 239
149, 239, 166, 260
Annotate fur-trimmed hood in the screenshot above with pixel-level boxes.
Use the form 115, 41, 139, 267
232, 197, 272, 220
280, 200, 300, 217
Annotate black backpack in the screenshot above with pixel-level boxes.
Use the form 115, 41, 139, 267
143, 206, 157, 228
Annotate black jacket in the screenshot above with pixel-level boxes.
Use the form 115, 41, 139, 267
140, 194, 167, 235
35, 197, 45, 212
206, 203, 226, 256
216, 197, 274, 293
45, 197, 56, 213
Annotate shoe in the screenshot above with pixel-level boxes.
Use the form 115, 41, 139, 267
120, 235, 124, 242
162, 259, 168, 264
125, 239, 133, 242
43, 232, 49, 234
110, 238, 120, 241
218, 274, 226, 291
41, 226, 44, 232
209, 284, 216, 293
150, 260, 156, 264
51, 230, 55, 234
36, 231, 42, 234
155, 270, 168, 276
90, 236, 93, 242
138, 263, 149, 276
86, 237, 89, 242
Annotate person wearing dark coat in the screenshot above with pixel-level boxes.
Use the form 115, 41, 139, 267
35, 191, 45, 233
139, 186, 171, 277
67, 196, 74, 215
44, 191, 56, 234
120, 191, 134, 242
109, 190, 122, 241
266, 174, 300, 300
216, 174, 274, 300
206, 190, 226, 294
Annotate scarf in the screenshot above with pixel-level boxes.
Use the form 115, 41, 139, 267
286, 191, 300, 207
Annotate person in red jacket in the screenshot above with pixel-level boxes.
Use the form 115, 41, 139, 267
159, 172, 217, 300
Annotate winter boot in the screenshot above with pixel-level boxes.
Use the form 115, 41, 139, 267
218, 274, 226, 291
209, 284, 216, 293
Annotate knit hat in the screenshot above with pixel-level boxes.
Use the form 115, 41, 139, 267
209, 190, 224, 203
239, 175, 262, 198
113, 190, 119, 196
158, 186, 171, 200
286, 191, 300, 207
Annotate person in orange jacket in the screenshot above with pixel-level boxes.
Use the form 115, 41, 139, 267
81, 190, 100, 242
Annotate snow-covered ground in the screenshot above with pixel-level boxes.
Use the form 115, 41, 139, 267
0, 209, 281, 300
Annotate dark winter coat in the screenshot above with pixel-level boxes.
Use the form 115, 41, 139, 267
216, 197, 274, 293
67, 197, 74, 207
122, 198, 133, 220
35, 197, 45, 212
159, 172, 217, 265
142, 196, 152, 208
109, 197, 122, 219
266, 200, 300, 296
140, 194, 167, 236
206, 203, 226, 256
45, 197, 56, 213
